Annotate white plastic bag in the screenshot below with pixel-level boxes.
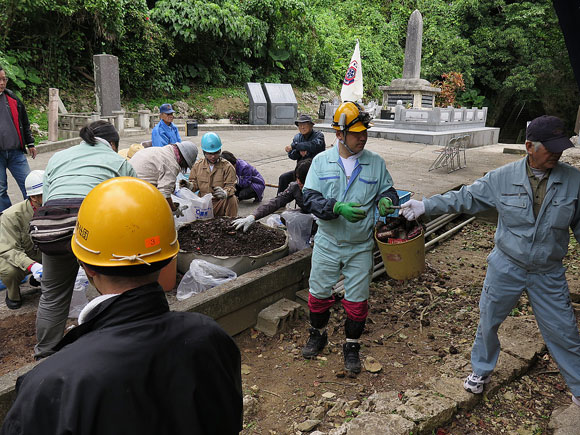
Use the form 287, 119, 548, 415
173, 188, 214, 224
281, 210, 314, 253
176, 259, 237, 301
68, 268, 89, 318
265, 214, 283, 228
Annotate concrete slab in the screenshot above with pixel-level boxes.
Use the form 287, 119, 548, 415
360, 391, 401, 413
171, 248, 312, 336
328, 412, 416, 435
549, 402, 580, 434
254, 298, 304, 337
316, 122, 500, 146
485, 351, 529, 397
426, 374, 479, 410
0, 362, 36, 421
395, 389, 457, 434
498, 316, 545, 362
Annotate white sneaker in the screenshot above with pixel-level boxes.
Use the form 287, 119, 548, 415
463, 372, 491, 394
573, 395, 580, 407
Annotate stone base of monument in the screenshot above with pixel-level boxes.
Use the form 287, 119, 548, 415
315, 121, 500, 147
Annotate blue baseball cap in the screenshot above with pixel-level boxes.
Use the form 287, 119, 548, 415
159, 103, 175, 114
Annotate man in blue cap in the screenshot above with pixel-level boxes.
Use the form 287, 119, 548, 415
151, 103, 182, 147
401, 115, 580, 408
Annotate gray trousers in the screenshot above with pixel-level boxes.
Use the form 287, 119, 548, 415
0, 259, 27, 301
471, 249, 580, 396
34, 252, 79, 358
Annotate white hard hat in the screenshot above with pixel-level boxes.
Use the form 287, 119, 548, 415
176, 141, 198, 168
25, 170, 45, 196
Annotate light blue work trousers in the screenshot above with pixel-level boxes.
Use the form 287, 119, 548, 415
472, 248, 580, 396
309, 234, 373, 303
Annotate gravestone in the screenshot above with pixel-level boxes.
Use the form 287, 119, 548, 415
93, 54, 121, 117
245, 82, 268, 125
402, 10, 423, 80
261, 83, 298, 125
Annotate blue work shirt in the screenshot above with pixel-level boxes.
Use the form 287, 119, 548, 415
423, 157, 580, 272
151, 120, 182, 147
303, 145, 396, 246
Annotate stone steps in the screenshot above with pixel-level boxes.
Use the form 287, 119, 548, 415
321, 316, 546, 434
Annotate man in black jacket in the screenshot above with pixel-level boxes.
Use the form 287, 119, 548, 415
0, 66, 36, 212
234, 158, 312, 232
277, 114, 325, 194
1, 177, 243, 435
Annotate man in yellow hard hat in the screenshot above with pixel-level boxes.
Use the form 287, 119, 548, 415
1, 177, 243, 435
301, 101, 400, 374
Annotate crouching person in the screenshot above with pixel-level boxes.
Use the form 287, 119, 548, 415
185, 132, 238, 217
1, 177, 243, 435
0, 170, 44, 309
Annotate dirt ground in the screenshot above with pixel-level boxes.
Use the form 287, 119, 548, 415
235, 219, 580, 434
2, 219, 579, 434
178, 217, 286, 256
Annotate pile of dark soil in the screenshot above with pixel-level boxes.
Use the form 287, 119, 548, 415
0, 312, 36, 373
178, 217, 286, 256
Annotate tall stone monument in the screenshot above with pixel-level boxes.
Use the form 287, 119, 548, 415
379, 10, 440, 112
93, 54, 122, 116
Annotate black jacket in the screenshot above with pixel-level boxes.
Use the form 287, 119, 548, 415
1, 284, 243, 435
254, 181, 305, 219
3, 89, 34, 152
288, 130, 326, 161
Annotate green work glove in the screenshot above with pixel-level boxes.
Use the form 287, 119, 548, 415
333, 202, 367, 223
378, 197, 395, 216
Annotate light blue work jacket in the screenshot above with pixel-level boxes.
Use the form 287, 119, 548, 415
151, 120, 182, 147
304, 145, 394, 246
424, 157, 580, 272
43, 141, 137, 202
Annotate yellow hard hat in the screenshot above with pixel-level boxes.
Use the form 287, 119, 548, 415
71, 177, 179, 267
332, 102, 372, 132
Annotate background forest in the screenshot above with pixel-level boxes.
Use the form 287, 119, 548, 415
0, 0, 578, 142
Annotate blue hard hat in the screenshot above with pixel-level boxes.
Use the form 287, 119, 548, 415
201, 132, 222, 153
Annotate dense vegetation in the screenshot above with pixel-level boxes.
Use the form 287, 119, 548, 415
1, 0, 578, 141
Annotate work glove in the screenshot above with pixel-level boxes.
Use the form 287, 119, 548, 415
400, 199, 425, 221
333, 202, 366, 223
213, 186, 227, 199
233, 215, 255, 232
378, 197, 395, 216
179, 179, 193, 190
30, 263, 43, 281
172, 203, 189, 217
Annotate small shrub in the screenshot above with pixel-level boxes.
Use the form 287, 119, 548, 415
228, 110, 249, 124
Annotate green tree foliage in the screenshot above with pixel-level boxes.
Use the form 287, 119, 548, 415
0, 0, 577, 135
150, 0, 327, 86
452, 0, 577, 127
0, 0, 167, 95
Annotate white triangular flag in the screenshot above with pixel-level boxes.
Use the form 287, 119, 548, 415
340, 41, 363, 102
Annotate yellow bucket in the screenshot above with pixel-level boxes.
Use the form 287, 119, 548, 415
375, 229, 425, 280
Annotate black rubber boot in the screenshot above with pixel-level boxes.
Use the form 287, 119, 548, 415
343, 342, 361, 373
302, 328, 328, 359
5, 294, 22, 310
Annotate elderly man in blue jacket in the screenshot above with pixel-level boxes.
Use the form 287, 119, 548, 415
301, 102, 399, 374
402, 115, 580, 407
151, 103, 182, 147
